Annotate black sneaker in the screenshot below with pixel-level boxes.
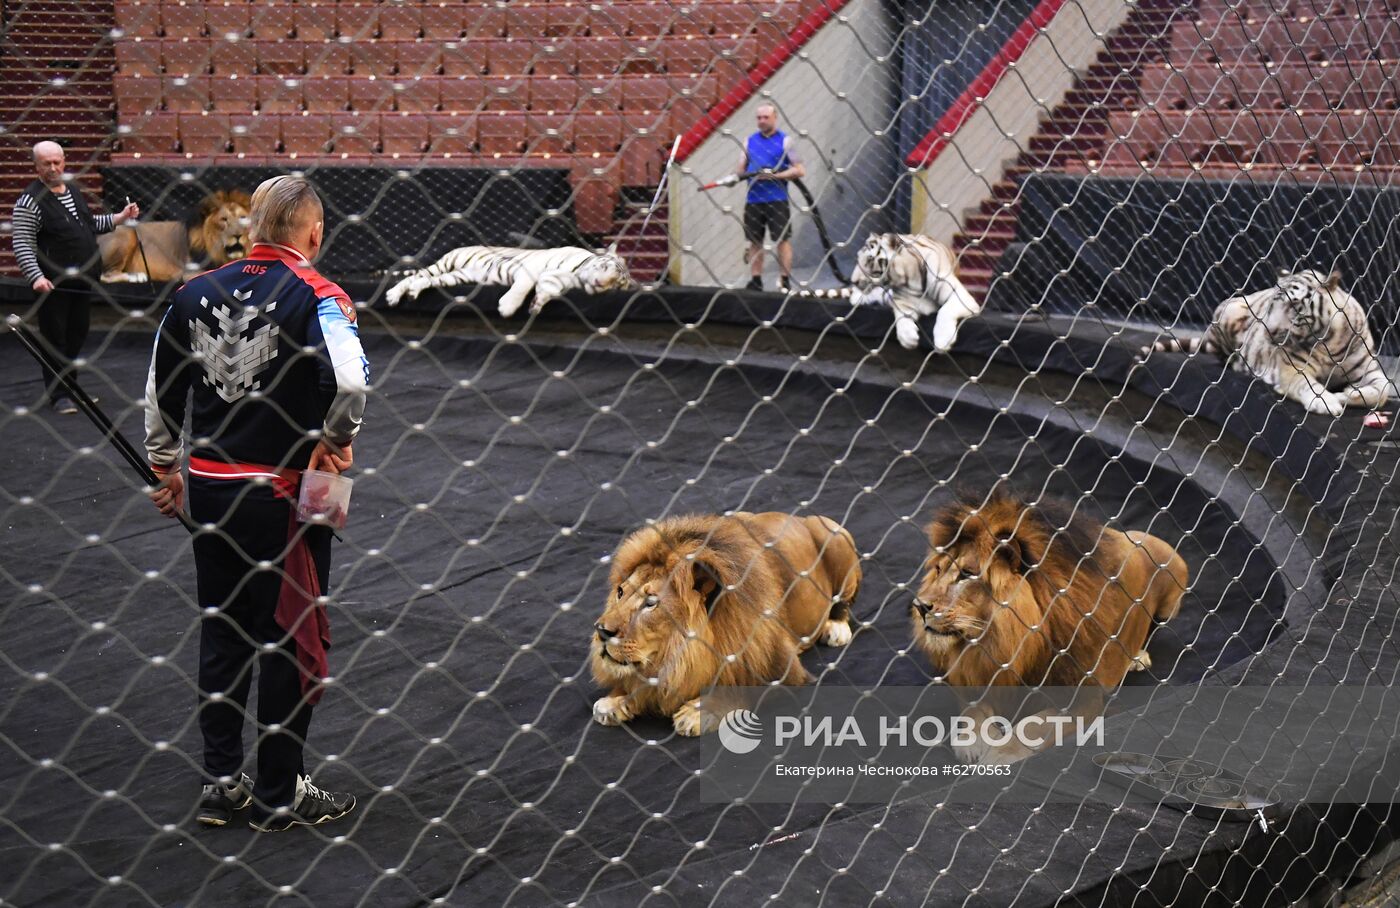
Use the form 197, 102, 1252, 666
198, 772, 253, 826
746, 276, 764, 292
249, 777, 356, 833
777, 276, 791, 292
50, 396, 77, 415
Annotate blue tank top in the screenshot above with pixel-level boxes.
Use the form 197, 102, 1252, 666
745, 130, 790, 204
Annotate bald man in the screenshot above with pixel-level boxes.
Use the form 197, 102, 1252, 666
736, 104, 804, 293
12, 141, 138, 413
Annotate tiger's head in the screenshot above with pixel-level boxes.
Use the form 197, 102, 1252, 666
1269, 269, 1344, 347
855, 233, 903, 284
581, 244, 634, 293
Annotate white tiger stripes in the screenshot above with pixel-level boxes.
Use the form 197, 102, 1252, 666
385, 244, 633, 316
1144, 269, 1392, 416
794, 233, 982, 351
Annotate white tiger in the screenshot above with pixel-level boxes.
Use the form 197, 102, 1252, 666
385, 244, 633, 316
797, 233, 982, 352
1144, 269, 1392, 417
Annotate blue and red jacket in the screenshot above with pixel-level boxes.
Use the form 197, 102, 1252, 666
144, 241, 370, 476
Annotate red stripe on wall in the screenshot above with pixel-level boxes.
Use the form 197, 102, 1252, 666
903, 0, 1068, 169
674, 0, 853, 163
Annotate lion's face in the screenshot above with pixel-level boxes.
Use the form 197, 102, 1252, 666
911, 528, 1044, 685
195, 192, 251, 264
592, 560, 710, 683
582, 249, 634, 292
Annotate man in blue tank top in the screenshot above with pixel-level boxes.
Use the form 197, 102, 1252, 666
735, 104, 805, 292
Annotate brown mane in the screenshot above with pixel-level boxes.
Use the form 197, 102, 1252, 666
188, 189, 251, 260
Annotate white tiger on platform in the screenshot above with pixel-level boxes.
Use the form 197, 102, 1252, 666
385, 244, 633, 316
1144, 269, 1392, 417
798, 233, 982, 352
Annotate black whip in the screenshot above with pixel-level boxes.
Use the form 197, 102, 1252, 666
6, 314, 196, 534
699, 171, 849, 285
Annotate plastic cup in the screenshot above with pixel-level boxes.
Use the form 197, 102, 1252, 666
297, 469, 353, 529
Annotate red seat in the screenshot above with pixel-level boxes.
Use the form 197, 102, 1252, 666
116, 38, 163, 76
260, 75, 308, 113
210, 73, 256, 112
710, 3, 758, 38
578, 77, 623, 110
304, 40, 351, 75
427, 115, 477, 156
578, 37, 659, 75
545, 2, 592, 38
481, 76, 529, 110
441, 41, 486, 76
349, 76, 395, 112
122, 111, 180, 154
486, 38, 537, 77
503, 3, 548, 38
336, 3, 380, 39
534, 40, 577, 76
256, 39, 305, 76
661, 36, 717, 75
398, 41, 443, 77
301, 75, 347, 112
477, 110, 527, 154
210, 39, 257, 76
441, 77, 487, 113
230, 112, 281, 155
204, 2, 250, 39
571, 159, 621, 234
670, 4, 711, 37
753, 3, 801, 44
179, 111, 232, 156
162, 38, 211, 77
394, 77, 440, 112
164, 75, 211, 111
350, 42, 397, 77
382, 113, 430, 154
621, 134, 666, 184
331, 115, 381, 155
161, 1, 205, 38
528, 111, 573, 155
422, 4, 467, 40
461, 2, 506, 39
281, 112, 334, 155
620, 74, 670, 110
574, 110, 623, 154
293, 3, 337, 41
530, 76, 579, 112
114, 74, 161, 116
380, 6, 422, 40
115, 2, 161, 37
247, 4, 293, 40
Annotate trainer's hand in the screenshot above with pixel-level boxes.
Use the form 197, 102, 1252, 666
308, 439, 353, 475
32, 277, 53, 294
148, 467, 185, 518
115, 201, 140, 225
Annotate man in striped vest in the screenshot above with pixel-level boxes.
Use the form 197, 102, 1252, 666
11, 140, 139, 413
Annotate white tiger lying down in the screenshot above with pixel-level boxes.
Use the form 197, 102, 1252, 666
385, 244, 634, 316
1143, 269, 1392, 417
797, 233, 982, 352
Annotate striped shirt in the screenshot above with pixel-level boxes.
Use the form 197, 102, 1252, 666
12, 188, 115, 283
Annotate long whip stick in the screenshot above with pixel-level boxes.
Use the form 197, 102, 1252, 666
6, 314, 196, 534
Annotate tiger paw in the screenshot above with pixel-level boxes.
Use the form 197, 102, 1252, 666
895, 315, 921, 350
672, 699, 720, 736
1304, 392, 1347, 418
592, 694, 635, 727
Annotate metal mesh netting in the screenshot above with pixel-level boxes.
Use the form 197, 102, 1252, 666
3, 0, 1400, 906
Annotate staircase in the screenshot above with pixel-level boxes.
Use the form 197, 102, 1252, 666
949, 0, 1190, 300
607, 186, 669, 285
0, 0, 117, 276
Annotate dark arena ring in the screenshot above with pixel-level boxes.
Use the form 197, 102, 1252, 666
5, 275, 1395, 905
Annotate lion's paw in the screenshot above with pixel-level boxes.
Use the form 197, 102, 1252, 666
672, 700, 720, 736
1129, 649, 1152, 672
592, 694, 635, 727
821, 619, 853, 648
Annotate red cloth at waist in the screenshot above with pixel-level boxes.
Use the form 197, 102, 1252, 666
188, 456, 302, 501
187, 456, 330, 705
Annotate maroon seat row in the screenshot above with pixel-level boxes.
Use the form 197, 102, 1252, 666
113, 72, 721, 117
1166, 13, 1400, 66
115, 35, 762, 78
1097, 108, 1400, 171
117, 0, 808, 42
1136, 61, 1399, 113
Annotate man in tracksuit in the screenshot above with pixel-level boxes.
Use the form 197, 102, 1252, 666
144, 175, 370, 832
736, 104, 806, 293
12, 140, 140, 413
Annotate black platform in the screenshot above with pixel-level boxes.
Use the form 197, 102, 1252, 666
2, 279, 1398, 906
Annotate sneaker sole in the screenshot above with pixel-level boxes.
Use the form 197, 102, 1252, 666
249, 801, 354, 834
198, 794, 251, 827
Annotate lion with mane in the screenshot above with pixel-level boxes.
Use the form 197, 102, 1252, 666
591, 512, 862, 735
912, 490, 1187, 689
99, 189, 251, 282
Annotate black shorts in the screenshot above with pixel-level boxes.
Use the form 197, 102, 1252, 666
743, 200, 791, 244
